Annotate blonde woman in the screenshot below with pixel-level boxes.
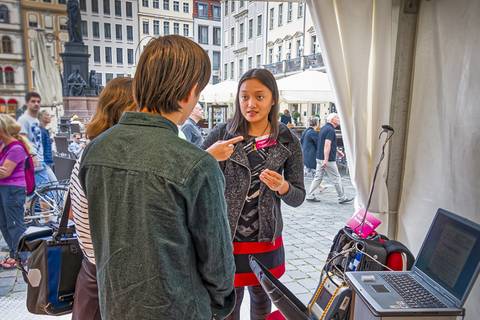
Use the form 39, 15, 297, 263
0, 115, 30, 269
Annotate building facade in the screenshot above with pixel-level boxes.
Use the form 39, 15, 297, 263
20, 0, 68, 97
221, 0, 266, 81
264, 1, 323, 78
137, 0, 194, 57
0, 0, 27, 115
79, 0, 139, 86
193, 0, 222, 84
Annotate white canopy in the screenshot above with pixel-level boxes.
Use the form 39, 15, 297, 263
277, 69, 336, 103
200, 80, 238, 104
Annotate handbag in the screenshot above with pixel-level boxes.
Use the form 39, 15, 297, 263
16, 192, 83, 315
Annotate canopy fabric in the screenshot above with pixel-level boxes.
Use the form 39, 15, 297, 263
200, 80, 238, 104
307, 0, 399, 225
276, 70, 336, 103
31, 31, 63, 106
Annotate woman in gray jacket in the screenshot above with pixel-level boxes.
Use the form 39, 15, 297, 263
203, 68, 306, 320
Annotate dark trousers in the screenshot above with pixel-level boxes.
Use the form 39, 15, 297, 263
72, 258, 101, 320
0, 185, 26, 259
226, 286, 272, 320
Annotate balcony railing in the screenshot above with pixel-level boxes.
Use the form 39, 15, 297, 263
262, 53, 324, 76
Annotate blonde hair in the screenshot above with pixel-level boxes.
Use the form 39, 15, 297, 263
0, 114, 32, 153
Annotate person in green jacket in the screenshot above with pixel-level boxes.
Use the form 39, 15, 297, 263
79, 35, 236, 320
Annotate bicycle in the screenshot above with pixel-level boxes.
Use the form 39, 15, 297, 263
24, 179, 69, 226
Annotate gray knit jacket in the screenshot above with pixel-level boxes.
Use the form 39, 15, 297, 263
202, 123, 306, 242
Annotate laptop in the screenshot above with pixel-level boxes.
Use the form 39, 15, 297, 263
346, 208, 480, 317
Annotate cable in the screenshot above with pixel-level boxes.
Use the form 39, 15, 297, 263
355, 242, 394, 271
357, 126, 395, 237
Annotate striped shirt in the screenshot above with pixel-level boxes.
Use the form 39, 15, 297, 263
70, 158, 95, 264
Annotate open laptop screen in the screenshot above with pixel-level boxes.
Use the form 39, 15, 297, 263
415, 209, 480, 303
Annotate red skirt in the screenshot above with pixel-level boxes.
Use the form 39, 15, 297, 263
233, 236, 285, 287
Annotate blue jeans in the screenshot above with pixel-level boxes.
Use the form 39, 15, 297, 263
0, 185, 26, 259
35, 163, 57, 186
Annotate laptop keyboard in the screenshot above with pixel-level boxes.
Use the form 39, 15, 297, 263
381, 274, 448, 308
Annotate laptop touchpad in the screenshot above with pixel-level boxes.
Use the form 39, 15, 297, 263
371, 284, 390, 293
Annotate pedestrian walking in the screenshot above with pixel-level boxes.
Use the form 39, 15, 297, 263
79, 35, 235, 320
300, 118, 319, 177
38, 110, 54, 170
0, 115, 29, 269
70, 77, 136, 320
203, 68, 306, 320
306, 113, 353, 204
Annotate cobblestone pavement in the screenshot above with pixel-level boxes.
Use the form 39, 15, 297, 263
0, 175, 355, 319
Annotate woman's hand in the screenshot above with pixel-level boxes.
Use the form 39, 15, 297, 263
260, 169, 289, 195
206, 136, 244, 161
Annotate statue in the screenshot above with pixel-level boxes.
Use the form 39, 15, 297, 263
89, 70, 100, 96
67, 69, 86, 96
67, 0, 82, 43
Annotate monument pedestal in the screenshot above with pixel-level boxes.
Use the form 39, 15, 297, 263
61, 42, 90, 95
63, 96, 98, 121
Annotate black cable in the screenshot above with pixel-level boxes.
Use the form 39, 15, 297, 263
358, 126, 394, 237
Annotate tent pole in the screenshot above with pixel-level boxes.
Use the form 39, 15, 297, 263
386, 0, 420, 239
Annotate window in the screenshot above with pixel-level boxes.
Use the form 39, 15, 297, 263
223, 63, 228, 80
143, 21, 149, 34
239, 59, 244, 76
153, 0, 159, 8
117, 73, 124, 78
115, 24, 122, 40
248, 57, 252, 70
311, 35, 317, 54
127, 48, 134, 64
29, 14, 38, 28
163, 21, 169, 35
2, 36, 12, 54
95, 72, 102, 85
240, 0, 245, 8
198, 25, 208, 44
92, 0, 99, 13
287, 2, 292, 22
103, 0, 110, 14
163, 0, 169, 10
268, 48, 273, 64
278, 4, 283, 26
224, 30, 228, 47
116, 48, 123, 64
59, 17, 68, 30
126, 2, 133, 17
173, 22, 179, 35
142, 0, 148, 7
296, 39, 302, 57
298, 2, 304, 18
230, 27, 235, 45
104, 23, 111, 39
4, 66, 14, 84
173, 1, 179, 11
92, 22, 100, 38
277, 45, 282, 62
44, 15, 53, 29
239, 23, 244, 43
93, 46, 100, 63
224, 0, 228, 16
105, 73, 113, 83
114, 0, 121, 16
127, 25, 133, 41
248, 19, 253, 39
269, 8, 274, 30
183, 2, 189, 13
105, 47, 112, 64
153, 20, 160, 35
0, 5, 9, 23
213, 27, 221, 46
230, 1, 235, 13
256, 54, 261, 67
257, 15, 262, 36
230, 61, 234, 79
183, 24, 189, 36
0, 68, 3, 84
212, 5, 220, 20
81, 20, 88, 37
80, 0, 86, 11
212, 51, 220, 70
198, 3, 208, 18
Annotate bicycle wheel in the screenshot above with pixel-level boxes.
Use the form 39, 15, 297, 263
25, 184, 69, 226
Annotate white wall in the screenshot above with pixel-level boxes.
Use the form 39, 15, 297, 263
398, 1, 480, 318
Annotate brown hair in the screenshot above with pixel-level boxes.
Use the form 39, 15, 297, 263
25, 91, 40, 103
228, 68, 280, 140
86, 77, 135, 140
133, 35, 211, 114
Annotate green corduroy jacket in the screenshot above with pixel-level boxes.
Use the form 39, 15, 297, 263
79, 112, 235, 320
